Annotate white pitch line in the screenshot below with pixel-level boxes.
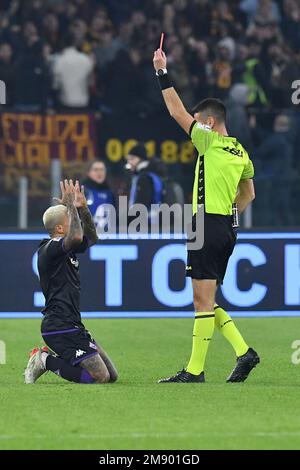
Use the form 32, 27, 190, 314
1, 431, 300, 440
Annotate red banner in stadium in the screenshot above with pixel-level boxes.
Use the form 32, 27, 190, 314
0, 113, 98, 196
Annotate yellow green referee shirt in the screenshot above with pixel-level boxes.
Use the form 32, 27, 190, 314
190, 121, 254, 216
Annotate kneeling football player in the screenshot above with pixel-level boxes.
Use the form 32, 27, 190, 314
25, 179, 118, 385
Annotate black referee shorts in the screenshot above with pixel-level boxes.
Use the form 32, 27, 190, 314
186, 213, 236, 284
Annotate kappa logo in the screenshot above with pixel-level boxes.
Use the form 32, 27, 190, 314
70, 257, 79, 268
186, 266, 192, 271
75, 349, 86, 358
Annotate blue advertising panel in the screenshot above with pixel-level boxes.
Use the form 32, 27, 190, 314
0, 232, 300, 318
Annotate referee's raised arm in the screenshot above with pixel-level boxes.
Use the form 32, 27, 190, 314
153, 49, 194, 135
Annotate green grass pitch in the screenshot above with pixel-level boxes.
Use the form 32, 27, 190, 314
1, 317, 300, 450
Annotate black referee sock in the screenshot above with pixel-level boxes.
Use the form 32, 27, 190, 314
45, 355, 95, 384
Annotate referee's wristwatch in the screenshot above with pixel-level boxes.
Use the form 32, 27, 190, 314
156, 68, 168, 76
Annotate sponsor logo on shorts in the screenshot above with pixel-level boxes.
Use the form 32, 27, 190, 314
70, 257, 79, 268
186, 266, 192, 271
89, 342, 97, 350
75, 349, 86, 358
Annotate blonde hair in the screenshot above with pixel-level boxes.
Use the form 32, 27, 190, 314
43, 205, 67, 236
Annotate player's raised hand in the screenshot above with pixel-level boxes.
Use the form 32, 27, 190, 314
153, 49, 167, 71
74, 180, 87, 209
53, 180, 66, 205
53, 179, 76, 206
64, 179, 76, 206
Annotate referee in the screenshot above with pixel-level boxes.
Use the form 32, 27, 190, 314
153, 48, 260, 383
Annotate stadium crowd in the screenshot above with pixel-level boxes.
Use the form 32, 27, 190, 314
0, 0, 299, 112
0, 0, 300, 226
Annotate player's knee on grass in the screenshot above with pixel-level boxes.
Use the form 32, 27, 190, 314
81, 354, 110, 384
110, 371, 118, 383
94, 342, 118, 383
108, 368, 118, 383
94, 371, 110, 384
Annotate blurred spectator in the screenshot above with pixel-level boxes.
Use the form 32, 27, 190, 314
253, 114, 296, 225
93, 23, 123, 71
212, 39, 234, 99
87, 7, 110, 47
14, 21, 50, 111
0, 42, 16, 106
226, 83, 253, 151
265, 42, 299, 107
281, 0, 300, 51
70, 19, 91, 53
168, 42, 194, 108
126, 143, 167, 212
188, 39, 213, 101
83, 160, 116, 232
242, 40, 268, 107
240, 0, 281, 23
52, 35, 94, 109
117, 20, 134, 48
130, 9, 147, 39
162, 3, 176, 35
102, 47, 149, 116
42, 12, 62, 52
253, 0, 281, 24
232, 42, 248, 82
247, 18, 281, 44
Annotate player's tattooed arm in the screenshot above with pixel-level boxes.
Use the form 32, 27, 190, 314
73, 181, 98, 246
63, 180, 84, 251
78, 205, 98, 246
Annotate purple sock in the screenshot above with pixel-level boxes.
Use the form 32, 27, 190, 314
46, 355, 95, 384
80, 368, 95, 384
